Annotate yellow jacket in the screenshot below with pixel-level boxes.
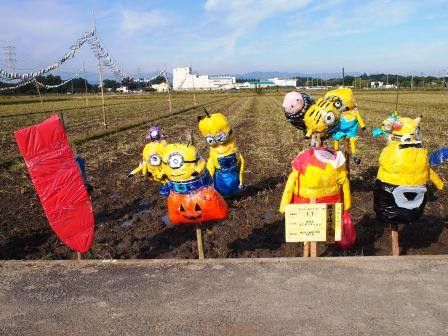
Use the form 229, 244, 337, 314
279, 149, 351, 213
378, 142, 443, 189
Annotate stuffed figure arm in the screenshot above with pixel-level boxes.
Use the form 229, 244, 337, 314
429, 167, 444, 190
337, 169, 352, 211
128, 163, 143, 177
279, 170, 299, 214
206, 154, 216, 177
355, 109, 366, 130
238, 152, 245, 187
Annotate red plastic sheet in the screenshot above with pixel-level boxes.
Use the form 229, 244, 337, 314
14, 115, 94, 253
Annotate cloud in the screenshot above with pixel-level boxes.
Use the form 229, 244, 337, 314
120, 10, 168, 36
204, 0, 311, 53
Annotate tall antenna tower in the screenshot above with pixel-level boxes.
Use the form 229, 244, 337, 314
1, 44, 17, 73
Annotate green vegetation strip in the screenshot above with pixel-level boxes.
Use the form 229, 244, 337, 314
0, 97, 229, 169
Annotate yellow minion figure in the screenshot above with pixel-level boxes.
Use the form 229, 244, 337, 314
303, 94, 342, 139
198, 110, 245, 196
279, 147, 351, 214
324, 88, 365, 162
373, 115, 443, 223
128, 125, 170, 196
162, 142, 228, 225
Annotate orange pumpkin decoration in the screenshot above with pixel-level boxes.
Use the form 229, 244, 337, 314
167, 187, 228, 225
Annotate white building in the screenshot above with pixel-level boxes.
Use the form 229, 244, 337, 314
116, 86, 129, 93
268, 78, 297, 87
151, 82, 169, 92
371, 81, 384, 88
173, 67, 236, 91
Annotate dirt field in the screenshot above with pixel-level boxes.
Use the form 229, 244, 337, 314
0, 90, 447, 259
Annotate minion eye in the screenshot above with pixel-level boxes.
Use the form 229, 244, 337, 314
215, 132, 229, 144
149, 154, 162, 166
167, 153, 184, 169
414, 126, 421, 141
205, 135, 216, 146
323, 112, 336, 125
334, 100, 342, 108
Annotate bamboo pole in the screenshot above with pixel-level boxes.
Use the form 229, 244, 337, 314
83, 62, 89, 108
163, 67, 173, 113
92, 11, 107, 129
35, 82, 44, 110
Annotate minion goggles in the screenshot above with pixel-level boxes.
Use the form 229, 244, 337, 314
204, 129, 233, 146
163, 152, 201, 169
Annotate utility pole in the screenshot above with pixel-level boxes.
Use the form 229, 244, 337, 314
342, 67, 345, 87
92, 10, 107, 129
411, 74, 414, 89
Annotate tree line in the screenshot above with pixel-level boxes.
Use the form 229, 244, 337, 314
0, 75, 167, 94
295, 73, 448, 88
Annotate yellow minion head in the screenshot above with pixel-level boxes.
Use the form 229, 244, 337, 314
162, 143, 206, 182
304, 95, 342, 138
141, 140, 167, 181
198, 111, 234, 147
324, 88, 356, 111
391, 116, 422, 142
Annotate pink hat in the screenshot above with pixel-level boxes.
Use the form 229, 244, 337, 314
282, 92, 304, 115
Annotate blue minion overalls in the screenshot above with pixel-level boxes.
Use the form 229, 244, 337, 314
214, 153, 240, 196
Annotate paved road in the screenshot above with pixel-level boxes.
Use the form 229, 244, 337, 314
1, 256, 447, 336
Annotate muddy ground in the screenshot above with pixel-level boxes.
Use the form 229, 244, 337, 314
1, 94, 447, 259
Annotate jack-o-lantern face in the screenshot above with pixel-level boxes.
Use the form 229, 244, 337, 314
179, 202, 203, 221
167, 188, 228, 225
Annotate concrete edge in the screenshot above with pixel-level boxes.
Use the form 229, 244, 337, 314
1, 255, 448, 268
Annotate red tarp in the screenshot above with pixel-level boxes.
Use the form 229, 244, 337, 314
14, 115, 94, 253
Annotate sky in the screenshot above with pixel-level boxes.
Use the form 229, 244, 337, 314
1, 0, 448, 78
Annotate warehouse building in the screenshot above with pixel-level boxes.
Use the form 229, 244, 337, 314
173, 67, 236, 91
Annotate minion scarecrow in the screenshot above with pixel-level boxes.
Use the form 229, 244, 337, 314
303, 88, 365, 163
282, 91, 315, 133
198, 109, 245, 197
128, 126, 170, 196
372, 115, 443, 224
161, 140, 228, 225
280, 91, 355, 253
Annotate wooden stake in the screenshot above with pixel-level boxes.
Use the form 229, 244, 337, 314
303, 197, 318, 258
195, 224, 205, 259
303, 242, 310, 258
310, 197, 317, 258
391, 223, 399, 256
92, 11, 107, 129
76, 251, 82, 261
344, 138, 351, 179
